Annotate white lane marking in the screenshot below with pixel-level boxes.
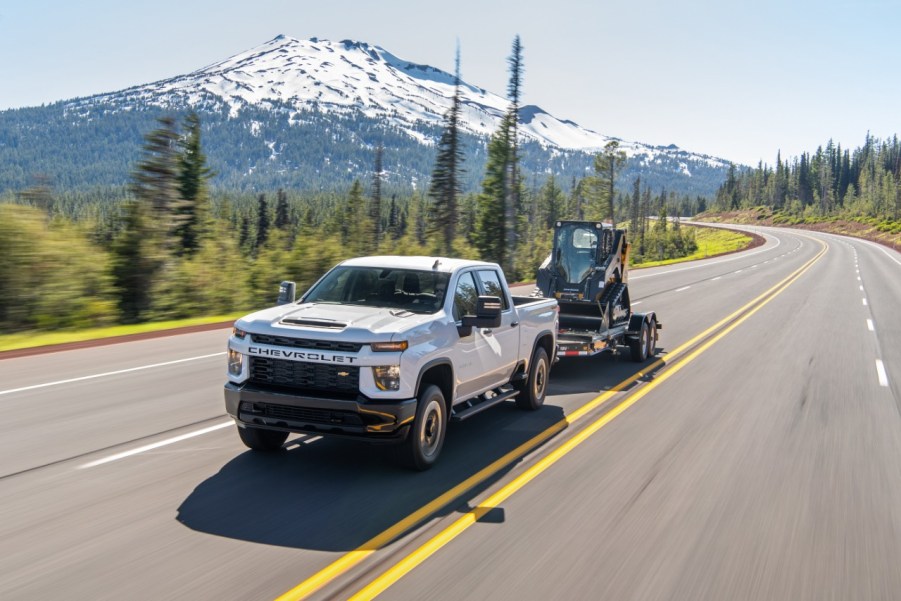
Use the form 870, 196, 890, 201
853, 238, 901, 267
630, 233, 781, 280
0, 352, 226, 396
862, 298, 868, 306
304, 436, 323, 444
735, 269, 744, 273
631, 301, 643, 306
857, 276, 861, 281
860, 285, 865, 291
80, 421, 233, 468
712, 276, 722, 281
876, 360, 889, 387
867, 319, 875, 331
675, 286, 691, 292
285, 435, 309, 449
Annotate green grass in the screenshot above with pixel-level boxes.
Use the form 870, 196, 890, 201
632, 226, 753, 269
0, 313, 246, 353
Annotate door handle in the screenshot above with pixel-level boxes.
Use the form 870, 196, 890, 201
511, 321, 520, 327
482, 329, 493, 335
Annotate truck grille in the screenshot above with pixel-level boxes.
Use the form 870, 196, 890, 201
250, 334, 363, 353
249, 357, 359, 395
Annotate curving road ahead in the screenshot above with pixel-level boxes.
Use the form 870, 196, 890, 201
1, 225, 899, 601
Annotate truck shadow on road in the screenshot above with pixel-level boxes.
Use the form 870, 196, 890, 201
176, 353, 664, 552
176, 402, 566, 552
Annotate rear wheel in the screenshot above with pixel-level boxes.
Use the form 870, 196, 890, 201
397, 385, 447, 471
515, 346, 550, 410
238, 426, 288, 452
630, 321, 650, 362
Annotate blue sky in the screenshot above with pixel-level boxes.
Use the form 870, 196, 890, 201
1, 0, 898, 166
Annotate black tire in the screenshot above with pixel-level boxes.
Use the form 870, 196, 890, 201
397, 385, 447, 471
647, 319, 658, 359
629, 321, 650, 362
515, 346, 550, 410
238, 426, 288, 452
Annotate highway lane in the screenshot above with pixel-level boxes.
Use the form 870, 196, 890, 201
372, 229, 901, 601
2, 226, 896, 600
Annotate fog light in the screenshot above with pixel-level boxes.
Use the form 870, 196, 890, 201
372, 365, 401, 391
228, 348, 244, 376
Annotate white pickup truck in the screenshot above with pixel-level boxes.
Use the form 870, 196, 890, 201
225, 256, 558, 469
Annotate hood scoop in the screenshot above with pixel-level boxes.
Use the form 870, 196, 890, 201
280, 317, 347, 329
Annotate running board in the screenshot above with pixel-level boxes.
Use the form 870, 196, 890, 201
451, 389, 519, 422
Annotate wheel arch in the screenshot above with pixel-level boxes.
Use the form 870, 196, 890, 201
416, 359, 454, 414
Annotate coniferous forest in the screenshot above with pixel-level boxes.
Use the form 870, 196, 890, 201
707, 136, 901, 240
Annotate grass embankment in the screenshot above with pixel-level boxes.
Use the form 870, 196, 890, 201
697, 207, 901, 251
0, 313, 244, 353
631, 225, 754, 269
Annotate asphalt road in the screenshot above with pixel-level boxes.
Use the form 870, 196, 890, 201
1, 226, 899, 600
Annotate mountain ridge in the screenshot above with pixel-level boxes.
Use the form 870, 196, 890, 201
1, 35, 734, 196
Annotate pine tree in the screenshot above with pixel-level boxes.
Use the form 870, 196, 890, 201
593, 141, 626, 225
274, 188, 289, 229
503, 35, 524, 274
130, 116, 182, 250
630, 176, 641, 233
255, 193, 270, 250
428, 45, 465, 255
475, 113, 513, 266
371, 145, 384, 246
175, 112, 213, 255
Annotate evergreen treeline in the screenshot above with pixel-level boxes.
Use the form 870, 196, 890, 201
712, 135, 901, 230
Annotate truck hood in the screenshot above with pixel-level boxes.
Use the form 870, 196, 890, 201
236, 302, 438, 341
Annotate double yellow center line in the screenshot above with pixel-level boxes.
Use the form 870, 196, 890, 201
278, 236, 828, 601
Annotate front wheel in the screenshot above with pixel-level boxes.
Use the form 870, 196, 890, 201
238, 425, 288, 452
397, 385, 447, 471
515, 346, 550, 410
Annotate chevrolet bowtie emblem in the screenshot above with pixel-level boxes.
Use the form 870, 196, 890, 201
337, 371, 350, 377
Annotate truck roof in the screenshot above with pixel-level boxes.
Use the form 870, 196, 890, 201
339, 255, 500, 273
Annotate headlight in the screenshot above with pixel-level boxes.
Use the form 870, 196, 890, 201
232, 327, 246, 339
228, 348, 244, 376
372, 365, 401, 391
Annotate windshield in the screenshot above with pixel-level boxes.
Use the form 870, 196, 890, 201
303, 266, 451, 314
554, 224, 599, 284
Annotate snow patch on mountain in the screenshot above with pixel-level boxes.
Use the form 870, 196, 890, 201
67, 35, 730, 173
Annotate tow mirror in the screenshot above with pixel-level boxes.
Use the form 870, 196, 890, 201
277, 281, 296, 305
462, 296, 503, 329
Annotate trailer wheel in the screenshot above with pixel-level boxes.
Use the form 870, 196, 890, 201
647, 319, 658, 358
630, 321, 651, 362
397, 385, 447, 471
515, 346, 549, 410
238, 426, 288, 452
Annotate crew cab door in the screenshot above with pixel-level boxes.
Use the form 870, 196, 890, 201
473, 269, 519, 386
451, 270, 510, 399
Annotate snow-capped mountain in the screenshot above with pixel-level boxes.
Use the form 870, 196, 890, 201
69, 35, 727, 169
1, 35, 733, 196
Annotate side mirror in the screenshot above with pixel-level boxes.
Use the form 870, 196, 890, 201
462, 296, 503, 329
277, 281, 296, 305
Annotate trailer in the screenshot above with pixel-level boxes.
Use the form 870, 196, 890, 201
535, 220, 660, 362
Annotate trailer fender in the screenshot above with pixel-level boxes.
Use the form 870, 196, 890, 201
626, 312, 658, 339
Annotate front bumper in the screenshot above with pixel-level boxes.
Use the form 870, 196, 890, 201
224, 382, 416, 442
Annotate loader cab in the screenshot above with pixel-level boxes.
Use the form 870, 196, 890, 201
552, 221, 611, 285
